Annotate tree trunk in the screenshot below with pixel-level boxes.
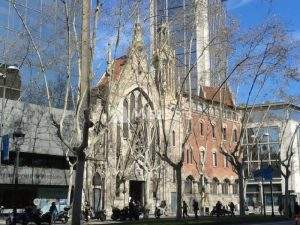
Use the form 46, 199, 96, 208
70, 0, 91, 224
238, 168, 246, 216
71, 154, 85, 225
175, 165, 182, 219
284, 176, 289, 217
144, 171, 150, 208
67, 168, 74, 205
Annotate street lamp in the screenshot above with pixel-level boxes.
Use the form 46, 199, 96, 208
251, 133, 269, 216
12, 127, 25, 210
7, 65, 20, 73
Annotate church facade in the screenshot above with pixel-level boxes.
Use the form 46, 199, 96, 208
85, 22, 239, 215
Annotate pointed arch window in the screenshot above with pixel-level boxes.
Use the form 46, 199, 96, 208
212, 124, 216, 138
172, 130, 176, 146
200, 122, 204, 136
185, 175, 194, 194
222, 179, 230, 195
137, 93, 143, 118
130, 92, 135, 122
212, 152, 217, 166
222, 127, 227, 140
211, 178, 219, 194
116, 122, 121, 160
233, 180, 239, 195
233, 129, 238, 142
186, 148, 193, 164
150, 126, 156, 163
123, 99, 129, 138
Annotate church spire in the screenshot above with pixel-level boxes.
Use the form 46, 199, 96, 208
132, 0, 143, 49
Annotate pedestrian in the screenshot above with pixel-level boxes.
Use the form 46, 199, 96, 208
49, 202, 58, 224
216, 201, 222, 217
279, 203, 283, 216
192, 199, 199, 218
182, 201, 188, 218
295, 202, 300, 225
229, 202, 235, 216
129, 198, 135, 220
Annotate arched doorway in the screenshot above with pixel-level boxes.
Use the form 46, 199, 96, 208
92, 173, 105, 212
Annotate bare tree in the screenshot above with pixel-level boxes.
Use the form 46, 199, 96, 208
277, 122, 299, 216
214, 19, 296, 216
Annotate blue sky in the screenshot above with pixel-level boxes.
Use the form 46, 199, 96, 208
226, 0, 300, 104
226, 0, 300, 38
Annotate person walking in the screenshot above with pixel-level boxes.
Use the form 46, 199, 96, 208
182, 201, 189, 218
279, 203, 283, 216
216, 201, 222, 217
129, 198, 135, 220
49, 202, 58, 224
229, 202, 235, 216
192, 199, 199, 218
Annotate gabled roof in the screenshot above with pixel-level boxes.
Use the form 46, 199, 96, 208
91, 56, 128, 105
96, 55, 127, 88
200, 86, 235, 107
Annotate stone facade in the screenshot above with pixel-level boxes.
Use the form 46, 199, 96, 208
86, 23, 239, 216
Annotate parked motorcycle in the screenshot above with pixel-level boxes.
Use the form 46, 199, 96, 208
111, 207, 130, 221
53, 207, 70, 224
31, 209, 52, 225
6, 207, 51, 225
111, 205, 142, 221
6, 209, 26, 225
93, 210, 106, 221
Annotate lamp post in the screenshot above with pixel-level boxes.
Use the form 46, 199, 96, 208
12, 127, 25, 210
251, 133, 269, 216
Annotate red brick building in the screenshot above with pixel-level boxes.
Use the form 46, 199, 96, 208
182, 86, 240, 214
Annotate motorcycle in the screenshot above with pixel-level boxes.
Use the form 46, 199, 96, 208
6, 208, 51, 225
6, 210, 26, 225
93, 210, 106, 221
31, 210, 52, 225
53, 207, 70, 224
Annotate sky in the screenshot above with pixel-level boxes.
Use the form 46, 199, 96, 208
226, 0, 300, 37
225, 0, 300, 104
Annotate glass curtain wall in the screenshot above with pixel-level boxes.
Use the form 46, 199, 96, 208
243, 126, 282, 207
154, 0, 226, 93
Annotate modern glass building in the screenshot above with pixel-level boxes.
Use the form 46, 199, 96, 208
150, 0, 227, 94
241, 103, 300, 214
